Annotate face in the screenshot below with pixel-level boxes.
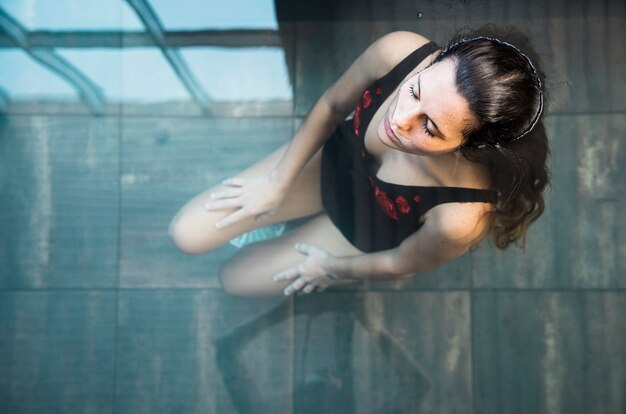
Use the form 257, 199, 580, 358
376, 58, 476, 156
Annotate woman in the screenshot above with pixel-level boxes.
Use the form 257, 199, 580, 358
168, 24, 550, 297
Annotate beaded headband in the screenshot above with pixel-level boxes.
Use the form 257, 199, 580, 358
440, 36, 544, 147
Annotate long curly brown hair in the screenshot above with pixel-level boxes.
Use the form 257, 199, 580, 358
432, 24, 551, 249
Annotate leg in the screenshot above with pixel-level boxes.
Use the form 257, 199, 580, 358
219, 213, 362, 297
214, 215, 361, 411
168, 143, 324, 255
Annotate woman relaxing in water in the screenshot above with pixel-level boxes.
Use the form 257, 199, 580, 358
168, 24, 549, 297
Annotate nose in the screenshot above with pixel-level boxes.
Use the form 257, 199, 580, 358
393, 106, 422, 131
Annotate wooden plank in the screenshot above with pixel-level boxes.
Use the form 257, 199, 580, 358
473, 291, 626, 414
294, 21, 349, 117
293, 291, 472, 413
0, 115, 119, 288
607, 0, 626, 111
472, 114, 626, 288
584, 0, 611, 111
0, 291, 116, 413
541, 0, 626, 113
568, 113, 624, 286
115, 290, 293, 413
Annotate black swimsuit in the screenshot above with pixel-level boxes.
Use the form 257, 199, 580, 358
320, 41, 495, 253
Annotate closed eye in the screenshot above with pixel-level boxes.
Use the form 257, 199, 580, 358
408, 83, 419, 101
408, 83, 435, 137
422, 122, 434, 137
408, 75, 445, 139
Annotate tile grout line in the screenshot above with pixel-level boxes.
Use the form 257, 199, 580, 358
111, 92, 123, 414
290, 30, 298, 414
1, 287, 626, 293
469, 250, 475, 414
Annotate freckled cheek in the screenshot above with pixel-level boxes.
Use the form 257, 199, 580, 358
411, 135, 438, 149
410, 137, 453, 155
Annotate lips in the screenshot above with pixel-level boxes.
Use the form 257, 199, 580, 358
384, 116, 399, 142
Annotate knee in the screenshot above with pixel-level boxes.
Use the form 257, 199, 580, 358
168, 215, 215, 256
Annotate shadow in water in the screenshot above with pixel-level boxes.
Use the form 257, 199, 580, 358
213, 293, 431, 413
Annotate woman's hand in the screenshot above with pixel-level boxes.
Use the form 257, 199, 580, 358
204, 172, 289, 229
273, 243, 343, 296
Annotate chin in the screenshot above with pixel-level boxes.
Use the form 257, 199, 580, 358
378, 133, 396, 149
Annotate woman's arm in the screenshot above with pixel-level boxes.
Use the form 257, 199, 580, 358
272, 31, 432, 188
327, 203, 491, 280
275, 203, 491, 295
207, 32, 433, 228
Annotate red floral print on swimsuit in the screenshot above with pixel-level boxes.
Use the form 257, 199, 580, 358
353, 104, 362, 136
362, 89, 372, 108
395, 196, 411, 214
375, 87, 383, 95
413, 194, 422, 203
375, 186, 399, 220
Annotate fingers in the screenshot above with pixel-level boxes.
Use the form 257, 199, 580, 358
214, 209, 249, 229
273, 243, 330, 296
209, 188, 244, 200
274, 269, 326, 296
279, 278, 326, 296
204, 198, 242, 212
294, 243, 312, 254
203, 179, 247, 211
221, 177, 246, 187
273, 267, 300, 282
283, 278, 306, 296
205, 185, 246, 210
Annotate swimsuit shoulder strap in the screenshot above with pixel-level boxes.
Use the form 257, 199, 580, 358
424, 186, 496, 205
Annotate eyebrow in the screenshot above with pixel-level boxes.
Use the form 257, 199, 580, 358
418, 74, 448, 140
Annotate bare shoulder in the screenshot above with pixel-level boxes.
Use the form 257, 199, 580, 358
370, 31, 435, 75
323, 31, 437, 116
389, 199, 493, 276
429, 201, 494, 247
